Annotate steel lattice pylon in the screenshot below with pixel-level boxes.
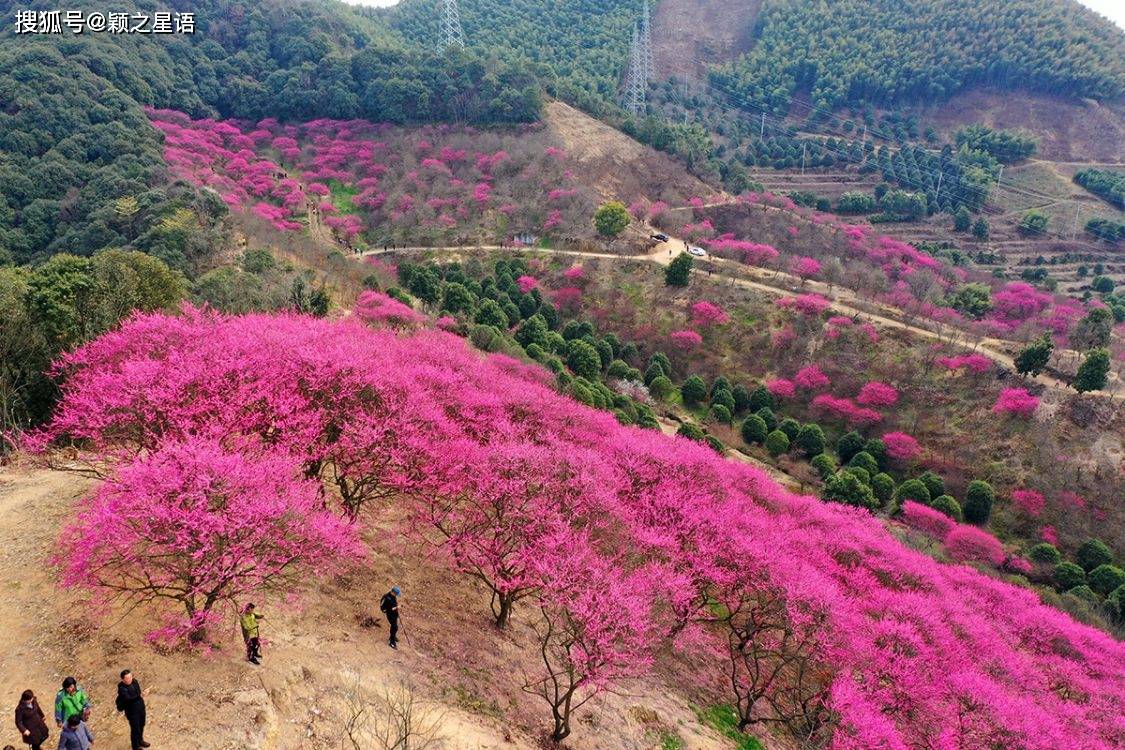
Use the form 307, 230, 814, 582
441, 0, 466, 51
623, 22, 646, 116
640, 2, 654, 82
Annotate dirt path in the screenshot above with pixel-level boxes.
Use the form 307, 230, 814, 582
359, 237, 1108, 395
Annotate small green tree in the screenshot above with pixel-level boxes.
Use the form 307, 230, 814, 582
848, 451, 879, 476
836, 431, 865, 464
1074, 348, 1110, 393
681, 375, 708, 405
731, 384, 752, 413
649, 375, 674, 401
1018, 209, 1049, 235
1071, 308, 1113, 350
1027, 543, 1061, 565
778, 417, 801, 441
962, 480, 995, 525
811, 453, 837, 480
765, 429, 790, 457
564, 339, 602, 380
665, 253, 693, 287
1076, 538, 1113, 572
953, 206, 971, 232
594, 201, 631, 238
677, 423, 706, 443
894, 479, 932, 508
916, 471, 945, 499
643, 362, 666, 385
755, 407, 777, 431
823, 471, 878, 511
971, 217, 989, 240
870, 473, 895, 506
747, 385, 774, 412
1015, 335, 1053, 376
794, 423, 826, 457
844, 466, 871, 485
474, 299, 510, 329
931, 495, 963, 522
1088, 565, 1125, 597
515, 314, 549, 349
648, 352, 672, 378
740, 415, 769, 445
1053, 562, 1086, 592
711, 389, 736, 412
707, 404, 732, 425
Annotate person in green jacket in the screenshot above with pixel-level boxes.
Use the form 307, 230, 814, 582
240, 603, 264, 665
53, 678, 90, 728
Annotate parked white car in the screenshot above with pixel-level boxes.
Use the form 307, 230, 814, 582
688, 246, 707, 257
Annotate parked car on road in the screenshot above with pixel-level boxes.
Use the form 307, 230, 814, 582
651, 232, 669, 242
688, 245, 707, 257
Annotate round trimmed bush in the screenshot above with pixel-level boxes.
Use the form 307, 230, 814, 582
708, 404, 732, 425
765, 429, 790, 457
1076, 538, 1113, 572
1053, 562, 1086, 592
863, 438, 888, 470
871, 472, 895, 505
677, 423, 706, 442
1065, 585, 1100, 606
740, 415, 769, 445
963, 480, 995, 525
794, 423, 826, 457
894, 479, 932, 508
848, 451, 879, 476
931, 495, 963, 522
844, 466, 871, 485
810, 453, 837, 480
681, 375, 708, 405
1027, 543, 1061, 565
1088, 564, 1125, 597
704, 435, 725, 454
711, 389, 736, 412
823, 471, 878, 511
917, 471, 945, 499
649, 375, 675, 401
748, 385, 774, 412
836, 431, 865, 464
1107, 585, 1125, 623
755, 407, 777, 431
778, 417, 801, 441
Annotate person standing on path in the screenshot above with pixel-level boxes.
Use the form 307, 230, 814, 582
52, 680, 89, 729
240, 603, 264, 664
379, 586, 401, 650
14, 690, 49, 750
55, 716, 92, 750
115, 671, 148, 749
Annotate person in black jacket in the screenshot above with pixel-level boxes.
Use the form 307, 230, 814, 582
14, 690, 49, 750
379, 586, 401, 649
116, 670, 149, 749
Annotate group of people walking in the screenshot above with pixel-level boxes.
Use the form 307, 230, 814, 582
10, 673, 146, 750
9, 590, 402, 749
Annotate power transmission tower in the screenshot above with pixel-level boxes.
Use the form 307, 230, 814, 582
440, 0, 465, 51
623, 22, 645, 116
639, 2, 654, 82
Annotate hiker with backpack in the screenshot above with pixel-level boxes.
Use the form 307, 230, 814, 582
115, 670, 149, 749
379, 587, 401, 650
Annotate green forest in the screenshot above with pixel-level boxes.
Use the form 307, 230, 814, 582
711, 0, 1125, 113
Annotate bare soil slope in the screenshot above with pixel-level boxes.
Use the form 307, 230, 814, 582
652, 0, 761, 80
0, 464, 740, 750
912, 89, 1125, 163
543, 100, 717, 204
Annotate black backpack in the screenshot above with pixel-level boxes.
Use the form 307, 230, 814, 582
379, 593, 394, 613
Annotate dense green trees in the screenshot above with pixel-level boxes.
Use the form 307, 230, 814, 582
1, 251, 185, 437
954, 125, 1036, 163
963, 480, 995, 525
1073, 169, 1125, 209
712, 0, 1124, 113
